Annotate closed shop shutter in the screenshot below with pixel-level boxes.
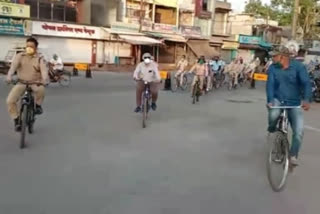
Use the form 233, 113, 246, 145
97, 41, 104, 64
0, 36, 26, 61
37, 37, 92, 63
104, 42, 131, 64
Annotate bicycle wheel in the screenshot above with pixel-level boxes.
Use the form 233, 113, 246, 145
20, 105, 28, 149
142, 96, 148, 128
267, 131, 290, 192
28, 109, 34, 134
181, 75, 188, 91
192, 84, 197, 104
171, 72, 178, 92
59, 71, 71, 87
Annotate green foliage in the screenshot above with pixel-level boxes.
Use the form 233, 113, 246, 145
245, 0, 320, 38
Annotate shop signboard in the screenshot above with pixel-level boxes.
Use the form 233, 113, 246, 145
0, 2, 30, 18
30, 21, 102, 39
222, 41, 239, 50
153, 23, 178, 33
154, 0, 177, 7
180, 26, 201, 38
239, 35, 261, 45
0, 17, 24, 35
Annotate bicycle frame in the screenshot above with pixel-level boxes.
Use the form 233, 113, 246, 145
270, 106, 302, 134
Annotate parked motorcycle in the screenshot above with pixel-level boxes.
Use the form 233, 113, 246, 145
310, 72, 320, 102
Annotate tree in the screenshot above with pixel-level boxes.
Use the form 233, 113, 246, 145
245, 0, 320, 39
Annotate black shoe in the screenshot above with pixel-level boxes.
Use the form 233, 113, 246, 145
35, 105, 43, 115
14, 117, 21, 132
134, 106, 141, 113
151, 103, 157, 111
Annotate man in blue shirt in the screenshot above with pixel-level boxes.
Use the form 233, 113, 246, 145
267, 45, 312, 166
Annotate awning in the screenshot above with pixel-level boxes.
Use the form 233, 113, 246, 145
187, 40, 219, 58
119, 35, 162, 45
145, 32, 187, 43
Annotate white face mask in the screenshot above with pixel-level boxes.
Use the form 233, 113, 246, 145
144, 58, 151, 64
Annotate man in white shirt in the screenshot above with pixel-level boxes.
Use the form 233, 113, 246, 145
133, 53, 161, 113
49, 54, 63, 80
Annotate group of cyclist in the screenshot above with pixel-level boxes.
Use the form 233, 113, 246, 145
4, 37, 312, 167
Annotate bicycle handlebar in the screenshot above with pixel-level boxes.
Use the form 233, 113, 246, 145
269, 106, 302, 109
11, 79, 45, 86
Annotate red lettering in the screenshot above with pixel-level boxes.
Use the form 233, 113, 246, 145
42, 23, 56, 31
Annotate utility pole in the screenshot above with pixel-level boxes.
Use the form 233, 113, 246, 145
139, 0, 145, 32
292, 0, 300, 39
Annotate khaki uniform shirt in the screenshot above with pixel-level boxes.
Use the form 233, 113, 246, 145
190, 63, 208, 76
8, 52, 48, 82
177, 59, 188, 72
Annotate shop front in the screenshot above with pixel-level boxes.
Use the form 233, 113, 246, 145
0, 17, 27, 60
26, 21, 106, 64
238, 35, 271, 63
145, 23, 186, 64
0, 2, 30, 61
221, 40, 239, 63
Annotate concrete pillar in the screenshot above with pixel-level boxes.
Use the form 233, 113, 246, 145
77, 0, 91, 24
209, 0, 216, 36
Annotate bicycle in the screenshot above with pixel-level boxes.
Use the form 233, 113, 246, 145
142, 81, 151, 128
171, 71, 188, 92
191, 76, 201, 104
266, 106, 301, 192
14, 80, 44, 149
49, 67, 71, 87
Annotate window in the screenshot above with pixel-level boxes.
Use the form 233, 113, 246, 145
53, 4, 64, 21
24, 0, 77, 23
202, 0, 208, 11
39, 2, 51, 20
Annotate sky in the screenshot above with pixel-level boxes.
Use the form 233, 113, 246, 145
228, 0, 271, 12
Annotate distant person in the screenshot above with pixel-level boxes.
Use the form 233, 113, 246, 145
175, 55, 188, 86
189, 56, 208, 95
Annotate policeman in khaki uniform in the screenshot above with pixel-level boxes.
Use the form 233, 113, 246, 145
6, 37, 48, 131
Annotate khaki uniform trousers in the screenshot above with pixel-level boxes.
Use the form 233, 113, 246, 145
6, 84, 45, 119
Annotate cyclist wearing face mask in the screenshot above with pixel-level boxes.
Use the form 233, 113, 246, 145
6, 37, 48, 131
189, 56, 208, 95
133, 53, 161, 113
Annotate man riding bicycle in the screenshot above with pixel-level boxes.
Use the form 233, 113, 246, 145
190, 56, 208, 95
133, 53, 161, 113
175, 55, 188, 86
49, 54, 64, 81
267, 45, 312, 166
6, 37, 48, 131
208, 56, 223, 91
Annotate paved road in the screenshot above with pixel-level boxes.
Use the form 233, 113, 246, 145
0, 73, 320, 214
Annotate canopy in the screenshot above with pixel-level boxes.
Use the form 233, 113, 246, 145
118, 35, 162, 45
187, 40, 219, 58
145, 32, 187, 43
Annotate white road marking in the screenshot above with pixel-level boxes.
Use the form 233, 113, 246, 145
305, 125, 320, 133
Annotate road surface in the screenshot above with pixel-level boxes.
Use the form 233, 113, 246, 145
0, 73, 320, 214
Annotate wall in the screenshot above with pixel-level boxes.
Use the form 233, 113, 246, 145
78, 0, 91, 24
213, 12, 226, 35
155, 6, 177, 25
0, 36, 26, 61
229, 14, 255, 36
91, 0, 117, 27
194, 0, 215, 37
194, 18, 211, 37
179, 11, 193, 26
